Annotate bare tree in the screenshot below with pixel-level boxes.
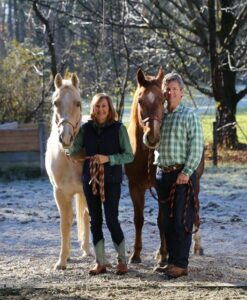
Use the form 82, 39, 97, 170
125, 0, 247, 148
32, 0, 57, 78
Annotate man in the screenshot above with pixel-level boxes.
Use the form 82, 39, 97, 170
154, 72, 204, 278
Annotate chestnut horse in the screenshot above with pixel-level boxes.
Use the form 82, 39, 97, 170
45, 74, 91, 270
125, 68, 204, 266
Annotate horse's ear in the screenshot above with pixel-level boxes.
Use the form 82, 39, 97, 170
71, 73, 80, 88
137, 68, 146, 86
54, 73, 63, 89
156, 67, 164, 87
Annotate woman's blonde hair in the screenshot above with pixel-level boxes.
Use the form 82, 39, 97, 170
90, 93, 118, 122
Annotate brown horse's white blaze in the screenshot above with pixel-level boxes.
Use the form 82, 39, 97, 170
136, 69, 165, 149
46, 73, 91, 270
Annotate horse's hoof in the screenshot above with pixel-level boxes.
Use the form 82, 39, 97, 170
153, 265, 168, 273
54, 264, 66, 270
156, 260, 167, 268
54, 260, 67, 270
129, 255, 142, 264
82, 248, 93, 257
194, 247, 204, 255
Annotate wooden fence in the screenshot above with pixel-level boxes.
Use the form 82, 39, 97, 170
0, 122, 46, 174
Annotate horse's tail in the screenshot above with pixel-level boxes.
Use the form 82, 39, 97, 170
75, 193, 91, 256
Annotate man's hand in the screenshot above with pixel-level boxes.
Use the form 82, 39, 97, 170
94, 154, 109, 164
176, 172, 189, 184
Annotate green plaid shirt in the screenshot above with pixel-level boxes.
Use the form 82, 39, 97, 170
154, 103, 204, 177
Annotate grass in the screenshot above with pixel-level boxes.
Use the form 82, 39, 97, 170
123, 111, 246, 164
201, 112, 247, 164
200, 113, 247, 145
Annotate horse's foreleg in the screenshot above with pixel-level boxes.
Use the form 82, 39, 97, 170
81, 208, 91, 256
155, 207, 167, 267
129, 183, 145, 264
193, 176, 204, 256
75, 193, 92, 257
54, 188, 73, 270
193, 228, 204, 255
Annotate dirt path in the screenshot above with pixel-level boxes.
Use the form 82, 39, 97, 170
0, 165, 246, 299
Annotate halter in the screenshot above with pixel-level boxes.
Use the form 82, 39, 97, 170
142, 116, 162, 125
56, 118, 80, 137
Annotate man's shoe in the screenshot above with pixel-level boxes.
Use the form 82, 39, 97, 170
116, 261, 128, 275
89, 263, 107, 275
166, 266, 188, 278
154, 264, 175, 273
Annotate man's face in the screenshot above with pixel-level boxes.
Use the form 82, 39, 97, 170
165, 80, 183, 108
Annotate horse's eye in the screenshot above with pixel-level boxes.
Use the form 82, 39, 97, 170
138, 97, 144, 104
76, 101, 81, 107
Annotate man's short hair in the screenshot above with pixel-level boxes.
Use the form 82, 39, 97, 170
162, 72, 184, 91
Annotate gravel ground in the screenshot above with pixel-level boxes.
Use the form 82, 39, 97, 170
0, 164, 246, 299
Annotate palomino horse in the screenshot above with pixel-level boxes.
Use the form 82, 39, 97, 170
45, 74, 91, 270
125, 68, 204, 265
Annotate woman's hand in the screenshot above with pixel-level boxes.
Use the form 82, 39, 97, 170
94, 154, 109, 164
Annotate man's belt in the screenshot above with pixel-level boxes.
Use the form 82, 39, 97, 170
160, 164, 184, 173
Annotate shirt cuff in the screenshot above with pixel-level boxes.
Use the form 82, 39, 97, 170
108, 155, 114, 165
182, 166, 193, 177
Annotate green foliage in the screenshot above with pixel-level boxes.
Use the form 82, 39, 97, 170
0, 40, 44, 123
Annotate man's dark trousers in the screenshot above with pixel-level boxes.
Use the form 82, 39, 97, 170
156, 167, 197, 269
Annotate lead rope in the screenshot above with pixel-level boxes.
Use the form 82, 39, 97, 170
147, 149, 159, 200
159, 180, 200, 234
89, 157, 105, 202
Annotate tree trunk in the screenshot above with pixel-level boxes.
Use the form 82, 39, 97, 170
32, 1, 57, 79
8, 0, 13, 39
216, 103, 238, 149
208, 0, 239, 149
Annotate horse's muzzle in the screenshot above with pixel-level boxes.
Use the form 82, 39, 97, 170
144, 132, 160, 149
59, 133, 73, 149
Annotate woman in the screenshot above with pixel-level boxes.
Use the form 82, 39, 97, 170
68, 93, 133, 275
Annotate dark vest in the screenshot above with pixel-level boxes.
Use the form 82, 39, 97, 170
82, 120, 122, 183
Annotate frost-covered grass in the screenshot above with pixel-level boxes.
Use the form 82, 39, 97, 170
0, 165, 246, 298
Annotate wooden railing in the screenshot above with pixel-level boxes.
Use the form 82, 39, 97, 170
0, 122, 46, 174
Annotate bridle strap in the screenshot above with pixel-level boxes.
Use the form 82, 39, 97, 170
142, 116, 162, 124
56, 118, 80, 136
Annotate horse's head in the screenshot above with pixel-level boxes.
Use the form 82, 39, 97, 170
52, 73, 82, 148
135, 67, 165, 149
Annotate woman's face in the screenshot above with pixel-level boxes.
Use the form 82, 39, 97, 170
94, 98, 110, 124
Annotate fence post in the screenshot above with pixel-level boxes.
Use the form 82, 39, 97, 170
38, 121, 46, 175
212, 121, 218, 166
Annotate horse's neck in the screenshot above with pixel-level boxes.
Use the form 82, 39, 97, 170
48, 122, 64, 153
50, 122, 59, 139
128, 119, 151, 158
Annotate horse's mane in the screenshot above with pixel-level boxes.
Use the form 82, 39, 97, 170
52, 81, 80, 100
128, 74, 158, 154
51, 79, 81, 130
